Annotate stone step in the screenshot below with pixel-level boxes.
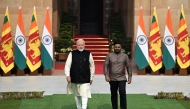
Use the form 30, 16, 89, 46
74, 35, 109, 61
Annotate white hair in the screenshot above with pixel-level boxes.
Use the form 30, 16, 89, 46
76, 39, 85, 45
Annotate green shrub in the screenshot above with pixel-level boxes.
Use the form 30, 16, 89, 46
155, 91, 186, 100
108, 12, 131, 58
54, 12, 75, 53
0, 91, 45, 100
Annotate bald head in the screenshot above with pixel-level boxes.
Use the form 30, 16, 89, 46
76, 39, 85, 51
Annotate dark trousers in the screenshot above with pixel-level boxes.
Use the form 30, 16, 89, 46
109, 81, 126, 109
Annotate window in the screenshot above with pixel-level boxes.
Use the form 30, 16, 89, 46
105, 3, 109, 8
105, 10, 110, 14
68, 0, 79, 31
104, 0, 115, 29
74, 23, 78, 29
105, 17, 109, 21
73, 0, 78, 8
73, 9, 78, 15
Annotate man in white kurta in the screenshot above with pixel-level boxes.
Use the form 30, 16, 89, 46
65, 39, 95, 109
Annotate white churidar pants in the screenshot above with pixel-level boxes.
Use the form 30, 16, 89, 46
75, 96, 88, 109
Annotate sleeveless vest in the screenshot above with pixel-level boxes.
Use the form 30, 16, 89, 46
70, 50, 90, 83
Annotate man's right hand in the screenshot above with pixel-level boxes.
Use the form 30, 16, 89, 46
66, 76, 71, 83
105, 78, 110, 82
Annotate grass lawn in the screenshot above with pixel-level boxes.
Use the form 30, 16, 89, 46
0, 94, 189, 109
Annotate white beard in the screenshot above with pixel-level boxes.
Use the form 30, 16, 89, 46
78, 48, 84, 51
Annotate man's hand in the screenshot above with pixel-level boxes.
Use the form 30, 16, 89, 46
90, 80, 93, 85
105, 77, 110, 82
128, 79, 131, 84
66, 76, 71, 83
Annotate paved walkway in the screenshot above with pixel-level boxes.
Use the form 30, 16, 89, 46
0, 74, 190, 96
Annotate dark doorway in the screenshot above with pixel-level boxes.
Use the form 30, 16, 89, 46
80, 0, 103, 35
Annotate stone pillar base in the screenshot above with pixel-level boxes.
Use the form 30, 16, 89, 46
179, 69, 188, 76
2, 71, 11, 76
151, 70, 159, 75
30, 70, 38, 75
165, 69, 173, 75
43, 69, 52, 75
137, 68, 146, 75
16, 68, 25, 76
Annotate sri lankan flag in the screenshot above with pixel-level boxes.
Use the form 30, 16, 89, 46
0, 7, 14, 73
149, 7, 162, 72
177, 4, 189, 68
26, 6, 41, 72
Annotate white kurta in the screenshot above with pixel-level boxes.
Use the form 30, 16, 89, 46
65, 52, 95, 98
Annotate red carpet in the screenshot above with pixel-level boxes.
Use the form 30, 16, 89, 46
54, 62, 104, 74
54, 62, 65, 70
74, 35, 109, 61
94, 62, 104, 74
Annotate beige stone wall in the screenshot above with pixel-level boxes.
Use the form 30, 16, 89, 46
0, 0, 53, 38
120, 0, 190, 40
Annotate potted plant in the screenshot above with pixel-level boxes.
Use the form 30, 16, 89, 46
54, 12, 75, 61
54, 39, 73, 61
56, 46, 73, 61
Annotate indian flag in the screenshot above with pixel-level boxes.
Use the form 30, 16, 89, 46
26, 6, 41, 72
0, 7, 14, 73
177, 4, 189, 68
14, 6, 26, 70
134, 6, 149, 70
163, 7, 175, 70
149, 7, 162, 72
41, 7, 53, 70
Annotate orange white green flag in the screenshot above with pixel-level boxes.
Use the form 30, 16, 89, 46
14, 6, 26, 70
41, 7, 53, 70
177, 4, 189, 68
163, 7, 175, 70
26, 6, 41, 72
0, 7, 14, 73
134, 6, 149, 70
149, 7, 162, 72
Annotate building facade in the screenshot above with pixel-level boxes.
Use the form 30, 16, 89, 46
0, 0, 189, 38
0, 0, 190, 60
